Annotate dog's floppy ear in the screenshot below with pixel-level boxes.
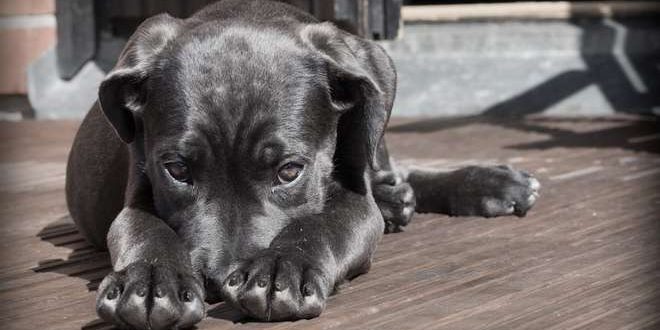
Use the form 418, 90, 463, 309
99, 14, 183, 143
301, 23, 396, 174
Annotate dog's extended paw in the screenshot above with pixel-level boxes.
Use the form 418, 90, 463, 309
372, 170, 416, 232
449, 165, 540, 218
96, 262, 205, 330
221, 251, 329, 321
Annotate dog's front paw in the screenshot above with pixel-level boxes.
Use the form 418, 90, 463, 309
449, 165, 540, 217
222, 251, 329, 321
96, 262, 205, 330
372, 170, 416, 232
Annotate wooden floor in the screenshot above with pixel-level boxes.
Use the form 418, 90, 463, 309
1, 115, 659, 330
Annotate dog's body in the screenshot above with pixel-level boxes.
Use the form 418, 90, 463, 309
66, 1, 540, 328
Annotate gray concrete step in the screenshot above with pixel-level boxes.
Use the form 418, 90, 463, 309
380, 17, 660, 117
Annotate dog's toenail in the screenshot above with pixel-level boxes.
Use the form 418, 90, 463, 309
383, 175, 396, 185
136, 287, 147, 297
154, 287, 165, 298
275, 281, 286, 291
302, 283, 314, 296
529, 178, 541, 190
107, 287, 120, 300
181, 290, 193, 302
228, 274, 240, 286
257, 277, 268, 288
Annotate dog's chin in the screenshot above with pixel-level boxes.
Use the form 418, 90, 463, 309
193, 268, 224, 304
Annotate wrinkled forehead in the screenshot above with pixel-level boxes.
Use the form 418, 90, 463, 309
177, 25, 315, 103
145, 24, 334, 156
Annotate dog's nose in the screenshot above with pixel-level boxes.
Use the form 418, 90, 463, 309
204, 276, 225, 303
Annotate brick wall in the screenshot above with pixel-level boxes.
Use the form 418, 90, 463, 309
0, 0, 56, 94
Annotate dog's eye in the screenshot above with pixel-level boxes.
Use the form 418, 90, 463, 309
277, 162, 303, 184
165, 162, 191, 183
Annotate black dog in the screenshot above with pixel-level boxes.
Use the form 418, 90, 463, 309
65, 0, 540, 328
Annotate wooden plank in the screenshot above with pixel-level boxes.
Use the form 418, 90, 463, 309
0, 116, 658, 329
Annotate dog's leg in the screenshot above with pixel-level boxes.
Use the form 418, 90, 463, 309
95, 207, 205, 330
220, 188, 383, 321
371, 139, 540, 227
67, 106, 205, 329
405, 164, 541, 218
96, 166, 206, 329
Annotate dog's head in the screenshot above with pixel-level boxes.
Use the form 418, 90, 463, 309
98, 13, 395, 301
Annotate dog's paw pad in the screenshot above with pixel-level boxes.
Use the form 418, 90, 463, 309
372, 170, 416, 232
480, 166, 541, 217
526, 178, 541, 205
96, 262, 205, 330
222, 252, 328, 321
447, 165, 541, 218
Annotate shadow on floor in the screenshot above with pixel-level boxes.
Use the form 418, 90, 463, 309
33, 216, 114, 329
33, 216, 111, 291
388, 116, 660, 155
482, 15, 659, 117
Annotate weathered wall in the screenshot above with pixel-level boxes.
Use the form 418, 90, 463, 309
0, 0, 56, 94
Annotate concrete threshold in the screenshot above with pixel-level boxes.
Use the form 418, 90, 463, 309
380, 16, 660, 117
